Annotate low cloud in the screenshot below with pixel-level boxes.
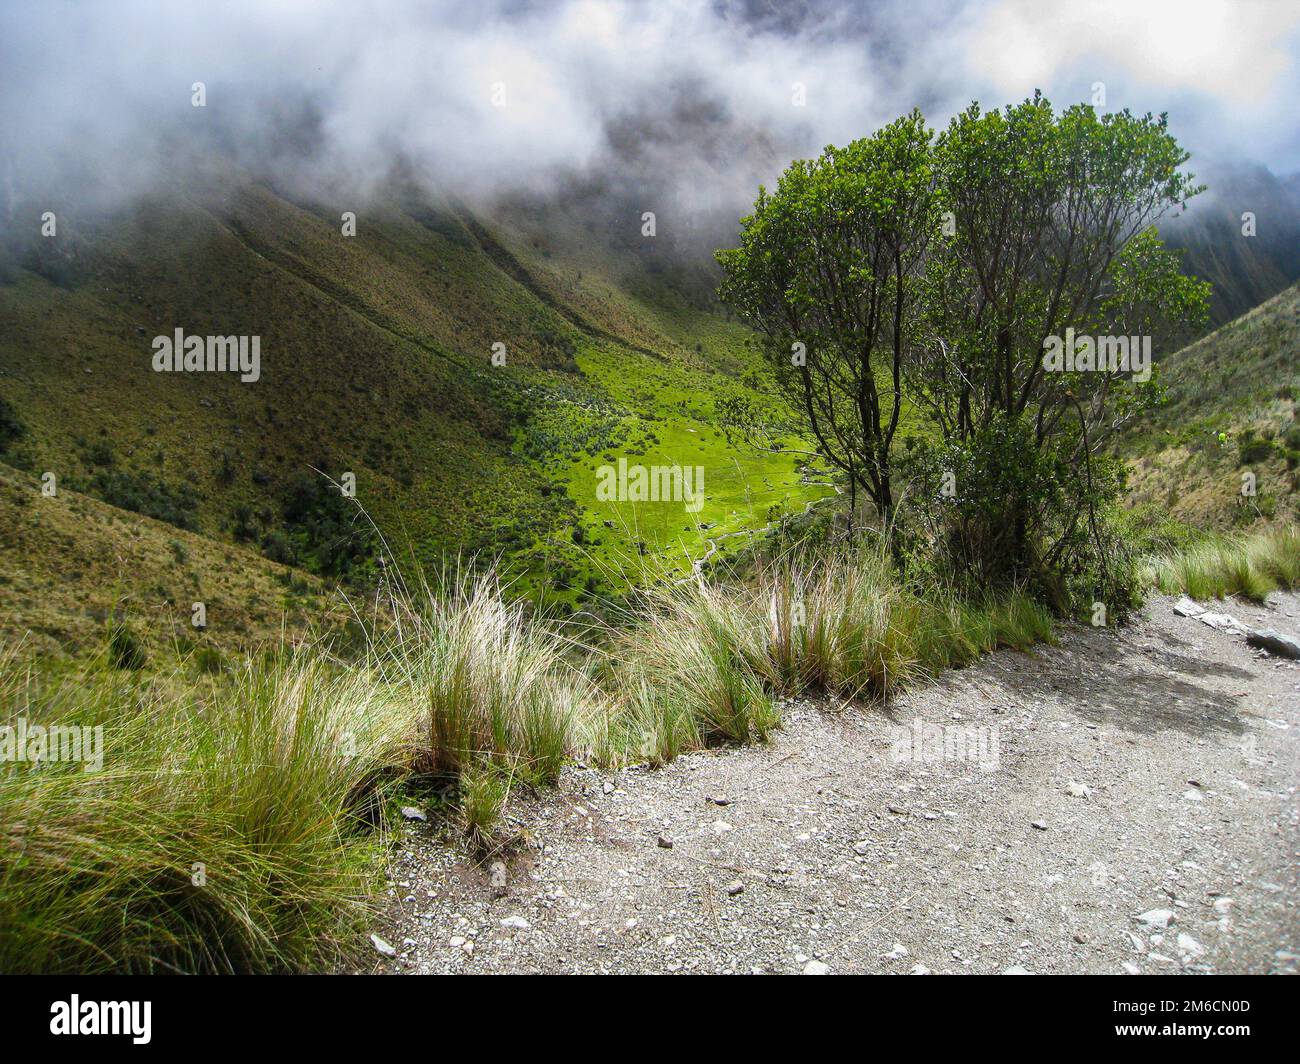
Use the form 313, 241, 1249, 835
2, 0, 1297, 231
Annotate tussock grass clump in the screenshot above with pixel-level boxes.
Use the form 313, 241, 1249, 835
605, 550, 1055, 761
609, 580, 777, 764
755, 551, 1053, 701
458, 763, 511, 852
1147, 525, 1300, 602
979, 591, 1057, 651
374, 571, 589, 791
0, 650, 408, 974
757, 552, 917, 699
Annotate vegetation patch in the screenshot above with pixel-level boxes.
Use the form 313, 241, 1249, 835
0, 550, 1056, 971
0, 648, 409, 973
1146, 525, 1300, 602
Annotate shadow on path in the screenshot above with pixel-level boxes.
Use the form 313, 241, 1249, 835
1011, 630, 1248, 737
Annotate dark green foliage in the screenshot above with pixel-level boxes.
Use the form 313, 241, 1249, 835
231, 504, 259, 542
84, 439, 114, 468
275, 472, 375, 580
716, 110, 939, 519
1237, 429, 1275, 465
260, 528, 296, 566
903, 414, 1067, 584
0, 398, 24, 454
717, 93, 1211, 609
194, 645, 224, 675
106, 619, 147, 670
899, 413, 1141, 618
91, 470, 201, 530
23, 243, 86, 288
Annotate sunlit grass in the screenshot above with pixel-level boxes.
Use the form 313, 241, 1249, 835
1146, 525, 1300, 602
1, 550, 1057, 971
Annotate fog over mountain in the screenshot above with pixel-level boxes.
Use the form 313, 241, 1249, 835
1162, 159, 1300, 323
3, 0, 1299, 312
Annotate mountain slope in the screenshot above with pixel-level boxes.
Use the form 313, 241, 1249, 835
1121, 281, 1300, 528
0, 462, 350, 660
1161, 162, 1300, 327
0, 177, 827, 618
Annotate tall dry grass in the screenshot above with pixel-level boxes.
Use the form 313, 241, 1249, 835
1146, 526, 1300, 602
0, 553, 1056, 971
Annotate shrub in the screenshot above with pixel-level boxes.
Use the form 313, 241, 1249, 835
92, 470, 201, 530
1237, 430, 1274, 465
194, 645, 224, 675
84, 439, 115, 468
106, 618, 147, 670
279, 473, 375, 579
901, 413, 1130, 618
0, 397, 24, 454
260, 528, 298, 566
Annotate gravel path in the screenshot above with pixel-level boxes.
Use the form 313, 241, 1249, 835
369, 593, 1300, 974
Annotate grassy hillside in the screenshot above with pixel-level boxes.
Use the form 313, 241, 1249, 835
1121, 281, 1300, 528
0, 175, 828, 647
0, 461, 351, 661
9, 168, 1289, 653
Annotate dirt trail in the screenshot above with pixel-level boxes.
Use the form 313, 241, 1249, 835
372, 593, 1300, 974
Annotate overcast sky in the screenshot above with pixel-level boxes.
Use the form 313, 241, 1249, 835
3, 0, 1298, 222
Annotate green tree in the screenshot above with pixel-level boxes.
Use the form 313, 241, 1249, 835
913, 95, 1208, 587
718, 94, 1210, 600
917, 95, 1207, 446
716, 111, 940, 528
